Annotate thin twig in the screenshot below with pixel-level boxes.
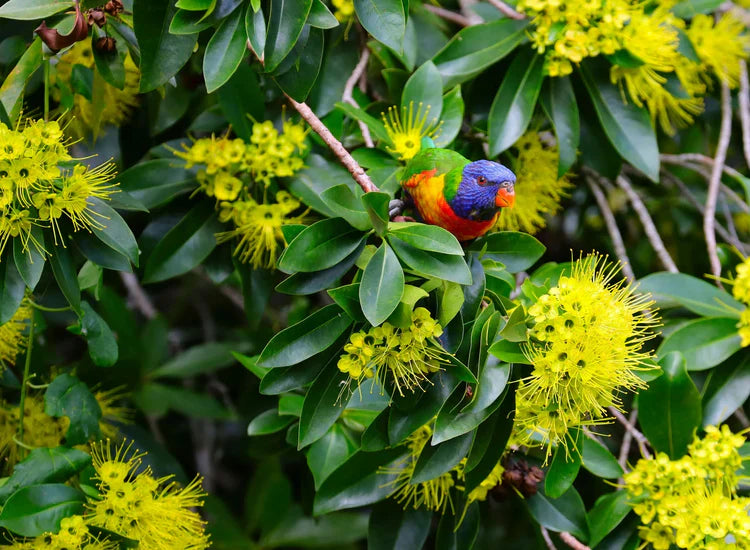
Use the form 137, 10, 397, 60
559, 533, 591, 550
486, 0, 525, 19
540, 526, 557, 550
609, 407, 651, 459
705, 83, 733, 287
734, 407, 750, 428
586, 176, 636, 282
458, 0, 484, 24
120, 272, 157, 319
286, 96, 379, 194
342, 48, 375, 148
617, 409, 637, 473
616, 174, 679, 273
740, 61, 750, 169
422, 3, 472, 26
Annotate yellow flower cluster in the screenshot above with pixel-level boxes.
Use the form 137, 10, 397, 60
625, 425, 749, 549
52, 41, 140, 140
382, 102, 442, 161
174, 121, 308, 269
512, 254, 657, 458
688, 13, 750, 88
494, 131, 571, 234
86, 440, 210, 550
0, 388, 130, 471
380, 424, 505, 513
0, 119, 118, 254
10, 515, 117, 550
731, 257, 750, 346
332, 0, 354, 21
337, 308, 447, 396
0, 298, 31, 371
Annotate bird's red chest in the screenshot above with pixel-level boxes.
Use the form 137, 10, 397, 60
404, 171, 498, 241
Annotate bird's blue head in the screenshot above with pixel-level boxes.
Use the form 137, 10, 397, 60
450, 160, 516, 221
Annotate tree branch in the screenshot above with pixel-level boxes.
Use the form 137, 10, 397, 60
705, 83, 733, 286
739, 61, 750, 169
609, 406, 651, 459
422, 4, 472, 26
486, 0, 525, 19
120, 272, 157, 319
286, 95, 379, 194
540, 527, 557, 550
617, 409, 637, 472
342, 48, 375, 148
559, 533, 591, 550
616, 174, 678, 273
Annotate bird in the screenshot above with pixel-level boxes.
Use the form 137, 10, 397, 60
391, 144, 516, 241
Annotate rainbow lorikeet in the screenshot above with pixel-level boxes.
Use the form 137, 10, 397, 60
395, 146, 516, 241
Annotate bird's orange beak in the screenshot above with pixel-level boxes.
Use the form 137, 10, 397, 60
495, 187, 515, 208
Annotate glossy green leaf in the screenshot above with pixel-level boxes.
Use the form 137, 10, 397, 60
435, 502, 480, 550
582, 437, 623, 479
328, 283, 366, 322
143, 202, 222, 283
0, 255, 26, 324
362, 192, 391, 235
637, 272, 744, 319
203, 6, 247, 92
411, 432, 472, 484
588, 491, 632, 547
545, 430, 582, 499
116, 160, 196, 209
261, 507, 368, 547
389, 375, 457, 444
488, 48, 545, 156
74, 232, 131, 273
368, 501, 431, 550
150, 342, 236, 378
527, 486, 588, 541
360, 243, 405, 326
703, 356, 750, 426
388, 222, 464, 255
432, 19, 528, 89
49, 245, 81, 314
244, 3, 266, 57
264, 0, 313, 71
134, 0, 198, 92
320, 185, 371, 231
247, 409, 294, 435
176, 0, 214, 10
273, 25, 325, 102
307, 424, 358, 488
401, 61, 443, 121
87, 198, 139, 266
432, 374, 505, 444
390, 238, 472, 285
0, 484, 85, 537
354, 0, 406, 53
298, 364, 348, 448
540, 76, 579, 177
0, 38, 42, 121
434, 86, 464, 148
236, 263, 273, 329
92, 35, 126, 89
638, 352, 702, 458
277, 241, 364, 296
658, 317, 742, 371
580, 58, 659, 182
13, 228, 44, 291
80, 301, 119, 367
217, 63, 264, 142
0, 0, 72, 19
257, 304, 352, 367
309, 0, 339, 29
45, 373, 102, 446
488, 339, 527, 363
279, 218, 366, 273
470, 232, 546, 272
672, 0, 724, 17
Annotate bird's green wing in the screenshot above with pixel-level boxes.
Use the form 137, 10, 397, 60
401, 148, 469, 183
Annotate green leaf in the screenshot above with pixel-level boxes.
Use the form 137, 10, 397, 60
488, 48, 545, 156
309, 0, 338, 28
637, 272, 743, 319
279, 218, 366, 273
0, 38, 42, 122
360, 243, 405, 326
703, 356, 750, 426
540, 76, 579, 177
45, 374, 102, 446
277, 241, 364, 296
368, 500, 431, 550
432, 19, 528, 89
320, 185, 371, 231
247, 409, 294, 436
401, 61, 443, 121
264, 0, 313, 71
434, 86, 464, 148
362, 192, 391, 236
672, 0, 724, 18
92, 35, 126, 89
0, 0, 72, 19
0, 447, 90, 506
354, 0, 406, 53
587, 491, 632, 547
217, 63, 264, 142
150, 342, 235, 378
134, 0, 198, 92
307, 424, 358, 489
236, 264, 273, 329
13, 228, 45, 290
49, 245, 81, 314
579, 57, 659, 182
143, 202, 222, 283
116, 160, 196, 209
203, 6, 247, 93
390, 238, 472, 285
638, 352, 702, 458
388, 222, 464, 255
80, 301, 118, 367
261, 507, 368, 547
314, 448, 405, 514
244, 4, 266, 59
438, 281, 464, 326
411, 432, 472, 484
176, 0, 214, 10
581, 437, 623, 479
298, 363, 348, 448
274, 25, 325, 101
0, 255, 26, 324
87, 198, 139, 266
470, 232, 546, 272
0, 484, 85, 537
488, 339, 527, 363
74, 232, 130, 273
545, 430, 582, 499
389, 375, 458, 444
658, 317, 742, 371
260, 341, 345, 395
527, 486, 588, 541
258, 304, 352, 367
135, 383, 231, 419
435, 502, 480, 550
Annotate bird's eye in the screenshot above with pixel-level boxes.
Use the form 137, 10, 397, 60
477, 176, 488, 185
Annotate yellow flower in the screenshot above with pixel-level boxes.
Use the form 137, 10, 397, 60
738, 309, 750, 347
494, 131, 571, 234
52, 41, 140, 140
687, 13, 750, 87
512, 254, 657, 458
732, 256, 750, 304
87, 439, 211, 550
332, 0, 354, 21
8, 514, 119, 549
0, 298, 31, 371
382, 102, 442, 161
466, 461, 504, 503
